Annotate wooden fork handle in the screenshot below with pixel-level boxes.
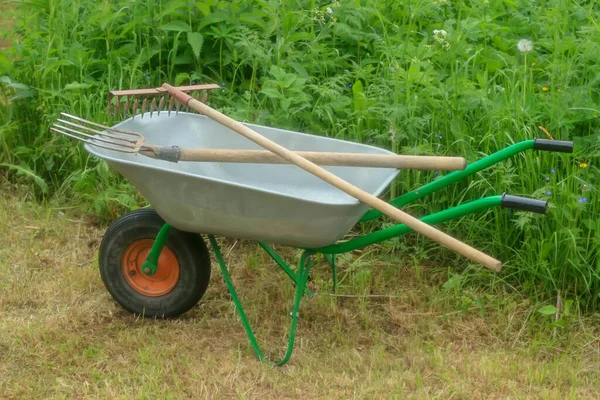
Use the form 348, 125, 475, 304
172, 148, 467, 169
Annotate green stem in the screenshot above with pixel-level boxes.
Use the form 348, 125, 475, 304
523, 53, 527, 108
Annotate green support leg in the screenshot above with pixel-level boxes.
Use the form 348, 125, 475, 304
209, 235, 314, 366
141, 223, 172, 276
259, 242, 299, 284
259, 242, 317, 296
323, 254, 337, 293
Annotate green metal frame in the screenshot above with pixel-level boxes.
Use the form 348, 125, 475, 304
141, 223, 172, 276
139, 139, 544, 364
210, 236, 314, 365
359, 139, 535, 222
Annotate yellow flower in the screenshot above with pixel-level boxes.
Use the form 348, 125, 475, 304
579, 163, 588, 169
542, 87, 549, 91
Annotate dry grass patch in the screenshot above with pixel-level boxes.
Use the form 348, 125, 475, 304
1, 191, 599, 399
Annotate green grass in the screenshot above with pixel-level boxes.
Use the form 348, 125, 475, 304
1, 187, 600, 399
0, 1, 598, 310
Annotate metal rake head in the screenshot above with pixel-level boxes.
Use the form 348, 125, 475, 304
50, 112, 145, 153
107, 83, 220, 121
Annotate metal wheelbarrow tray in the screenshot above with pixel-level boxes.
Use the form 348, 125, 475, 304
87, 112, 400, 248
74, 99, 573, 366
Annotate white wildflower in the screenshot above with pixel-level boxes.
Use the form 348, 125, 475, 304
326, 7, 333, 15
433, 30, 451, 50
517, 39, 533, 54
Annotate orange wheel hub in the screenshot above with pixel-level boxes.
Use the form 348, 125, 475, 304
122, 239, 180, 296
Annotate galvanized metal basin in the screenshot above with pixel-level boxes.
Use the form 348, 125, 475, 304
86, 112, 400, 248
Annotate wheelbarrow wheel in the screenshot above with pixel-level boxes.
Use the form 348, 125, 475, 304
98, 208, 211, 318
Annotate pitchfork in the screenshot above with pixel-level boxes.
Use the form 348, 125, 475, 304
50, 114, 467, 170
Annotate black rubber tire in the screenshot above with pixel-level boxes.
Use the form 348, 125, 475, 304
98, 208, 211, 318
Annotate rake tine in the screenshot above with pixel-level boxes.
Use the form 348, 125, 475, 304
141, 98, 148, 119
175, 99, 181, 115
106, 84, 220, 121
158, 95, 165, 116
113, 96, 120, 121
106, 94, 112, 120
123, 96, 130, 118
133, 97, 139, 119
168, 95, 175, 116
150, 97, 157, 118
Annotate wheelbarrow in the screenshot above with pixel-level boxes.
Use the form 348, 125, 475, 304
51, 84, 573, 365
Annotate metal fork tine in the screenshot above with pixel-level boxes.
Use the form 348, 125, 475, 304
51, 113, 145, 153
50, 127, 90, 144
59, 112, 142, 137
50, 127, 137, 152
83, 141, 138, 153
52, 123, 134, 147
56, 118, 138, 144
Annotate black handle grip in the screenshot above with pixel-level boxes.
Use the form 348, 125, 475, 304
533, 139, 574, 153
501, 194, 548, 214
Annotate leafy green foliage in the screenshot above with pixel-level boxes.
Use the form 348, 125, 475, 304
0, 0, 599, 309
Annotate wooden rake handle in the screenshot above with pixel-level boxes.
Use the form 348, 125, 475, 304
162, 83, 502, 271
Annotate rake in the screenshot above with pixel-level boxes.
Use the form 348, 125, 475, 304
106, 84, 221, 120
